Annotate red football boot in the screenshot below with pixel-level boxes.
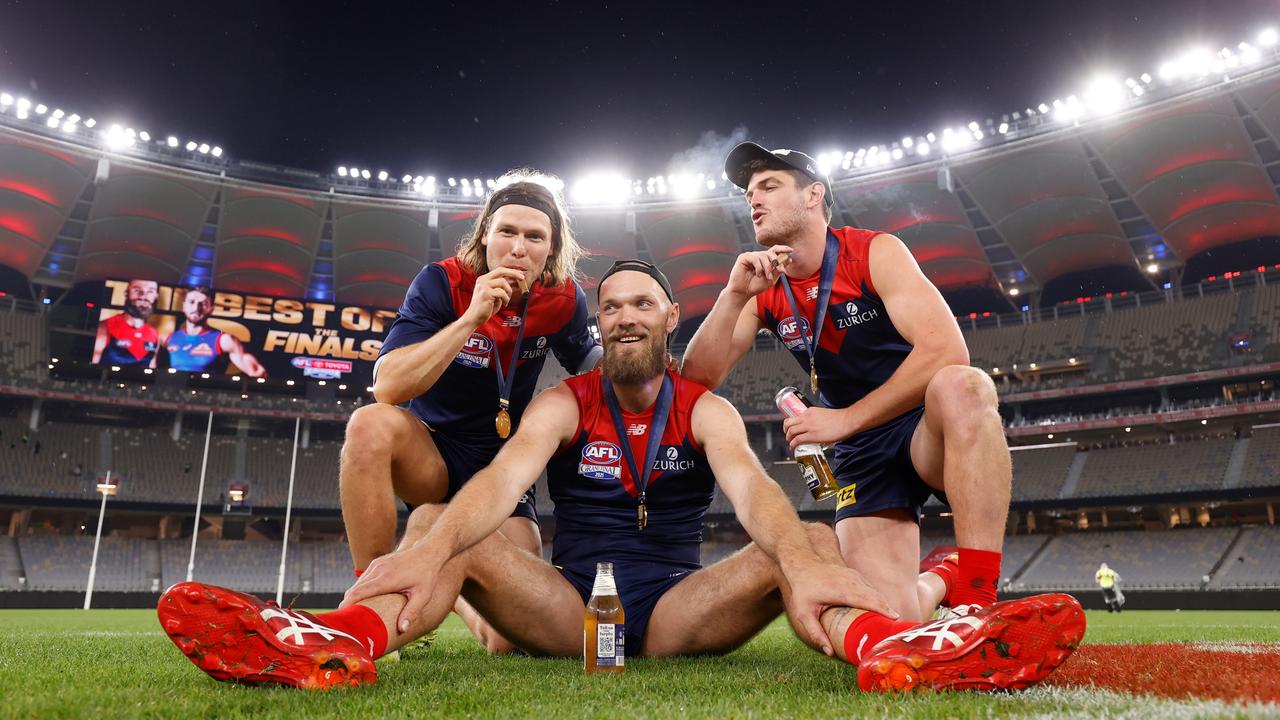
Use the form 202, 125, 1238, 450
157, 582, 377, 690
857, 593, 1085, 693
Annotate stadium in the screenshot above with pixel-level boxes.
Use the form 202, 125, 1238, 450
1, 8, 1280, 719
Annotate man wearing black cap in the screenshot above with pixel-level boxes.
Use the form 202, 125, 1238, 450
158, 259, 1085, 694
683, 143, 1015, 632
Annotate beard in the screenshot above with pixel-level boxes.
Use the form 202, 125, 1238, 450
755, 203, 807, 247
602, 334, 667, 385
124, 300, 153, 320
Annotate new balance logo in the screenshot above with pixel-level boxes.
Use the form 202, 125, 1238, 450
894, 615, 983, 651
805, 287, 819, 301
627, 423, 647, 436
503, 316, 522, 327
261, 607, 360, 647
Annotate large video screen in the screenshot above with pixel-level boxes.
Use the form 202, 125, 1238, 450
89, 279, 395, 382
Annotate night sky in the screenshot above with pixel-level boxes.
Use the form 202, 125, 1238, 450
1, 1, 1276, 182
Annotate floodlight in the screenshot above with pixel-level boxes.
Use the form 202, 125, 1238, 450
1147, 263, 1159, 274
185, 141, 197, 151
377, 170, 388, 181
0, 93, 11, 106
61, 120, 76, 133
197, 143, 210, 154
891, 147, 904, 160
360, 169, 370, 179
447, 177, 457, 186
337, 166, 348, 177
210, 146, 222, 157
572, 172, 632, 204
916, 142, 930, 156
998, 122, 1009, 134
1009, 288, 1020, 296
46, 116, 58, 128
1260, 27, 1278, 47
34, 103, 47, 114
84, 118, 96, 128
1084, 76, 1124, 115
51, 108, 64, 119
139, 131, 151, 142
167, 136, 178, 147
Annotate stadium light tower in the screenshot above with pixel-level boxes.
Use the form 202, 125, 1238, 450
571, 172, 631, 205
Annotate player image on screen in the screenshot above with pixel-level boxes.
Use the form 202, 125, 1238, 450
160, 286, 267, 377
91, 278, 160, 367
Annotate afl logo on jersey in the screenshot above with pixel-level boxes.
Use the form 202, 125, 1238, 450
777, 316, 811, 351
455, 333, 493, 369
579, 441, 622, 480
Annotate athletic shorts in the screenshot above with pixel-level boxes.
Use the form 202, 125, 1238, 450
560, 560, 694, 654
415, 422, 538, 522
830, 406, 945, 523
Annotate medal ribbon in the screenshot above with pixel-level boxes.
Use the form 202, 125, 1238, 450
603, 372, 674, 531
493, 294, 532, 416
779, 231, 840, 390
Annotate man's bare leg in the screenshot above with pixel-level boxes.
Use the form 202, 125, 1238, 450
340, 404, 450, 569
339, 404, 534, 653
362, 504, 581, 656
909, 364, 1010, 555
834, 510, 927, 622
643, 523, 849, 657
452, 516, 542, 653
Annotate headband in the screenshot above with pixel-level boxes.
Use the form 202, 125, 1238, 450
486, 185, 561, 230
597, 259, 675, 303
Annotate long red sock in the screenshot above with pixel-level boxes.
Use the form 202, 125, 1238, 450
842, 612, 916, 664
952, 547, 1001, 607
314, 605, 388, 659
925, 554, 960, 606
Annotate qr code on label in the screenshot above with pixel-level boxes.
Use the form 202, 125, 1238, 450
597, 624, 615, 657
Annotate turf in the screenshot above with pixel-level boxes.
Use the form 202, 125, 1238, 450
0, 608, 1277, 719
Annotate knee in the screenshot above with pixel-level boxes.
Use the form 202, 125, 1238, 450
404, 503, 446, 538
343, 404, 404, 463
926, 365, 1000, 427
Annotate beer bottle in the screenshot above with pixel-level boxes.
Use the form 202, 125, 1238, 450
774, 386, 840, 501
583, 561, 625, 673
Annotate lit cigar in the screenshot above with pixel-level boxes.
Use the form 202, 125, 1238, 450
770, 251, 792, 269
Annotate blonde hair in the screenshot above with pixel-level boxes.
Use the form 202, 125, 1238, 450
456, 169, 583, 287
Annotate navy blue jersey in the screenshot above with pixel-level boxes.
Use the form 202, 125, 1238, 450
101, 313, 158, 366
756, 227, 914, 414
547, 369, 716, 570
378, 257, 599, 441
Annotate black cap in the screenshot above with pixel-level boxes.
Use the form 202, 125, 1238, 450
597, 259, 675, 303
724, 142, 833, 207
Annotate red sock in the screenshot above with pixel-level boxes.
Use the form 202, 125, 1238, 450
925, 554, 960, 606
314, 604, 388, 659
842, 612, 916, 665
353, 568, 363, 578
952, 548, 1001, 607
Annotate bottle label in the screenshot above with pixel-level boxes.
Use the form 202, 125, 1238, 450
595, 623, 625, 667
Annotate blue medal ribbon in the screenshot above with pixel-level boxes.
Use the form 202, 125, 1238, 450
492, 293, 532, 422
603, 372, 674, 531
779, 231, 840, 394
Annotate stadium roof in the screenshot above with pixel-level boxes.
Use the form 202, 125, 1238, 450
6, 63, 1280, 311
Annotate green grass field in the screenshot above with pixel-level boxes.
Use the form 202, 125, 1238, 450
1, 608, 1278, 719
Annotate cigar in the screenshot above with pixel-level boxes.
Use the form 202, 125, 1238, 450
518, 276, 529, 295
770, 251, 792, 269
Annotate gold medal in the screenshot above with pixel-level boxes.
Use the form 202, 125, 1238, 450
495, 408, 512, 438
637, 501, 647, 531
810, 364, 819, 396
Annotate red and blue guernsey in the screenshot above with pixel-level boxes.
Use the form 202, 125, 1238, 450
546, 368, 716, 571
101, 313, 159, 366
165, 326, 224, 372
755, 227, 913, 414
378, 257, 600, 443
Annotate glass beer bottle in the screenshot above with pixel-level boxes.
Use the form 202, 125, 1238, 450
774, 386, 839, 501
583, 561, 625, 673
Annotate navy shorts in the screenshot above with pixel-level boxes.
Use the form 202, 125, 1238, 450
830, 406, 944, 522
419, 423, 537, 522
560, 561, 694, 654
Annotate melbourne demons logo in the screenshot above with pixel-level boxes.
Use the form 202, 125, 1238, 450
454, 333, 493, 369
579, 441, 622, 480
776, 316, 811, 351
